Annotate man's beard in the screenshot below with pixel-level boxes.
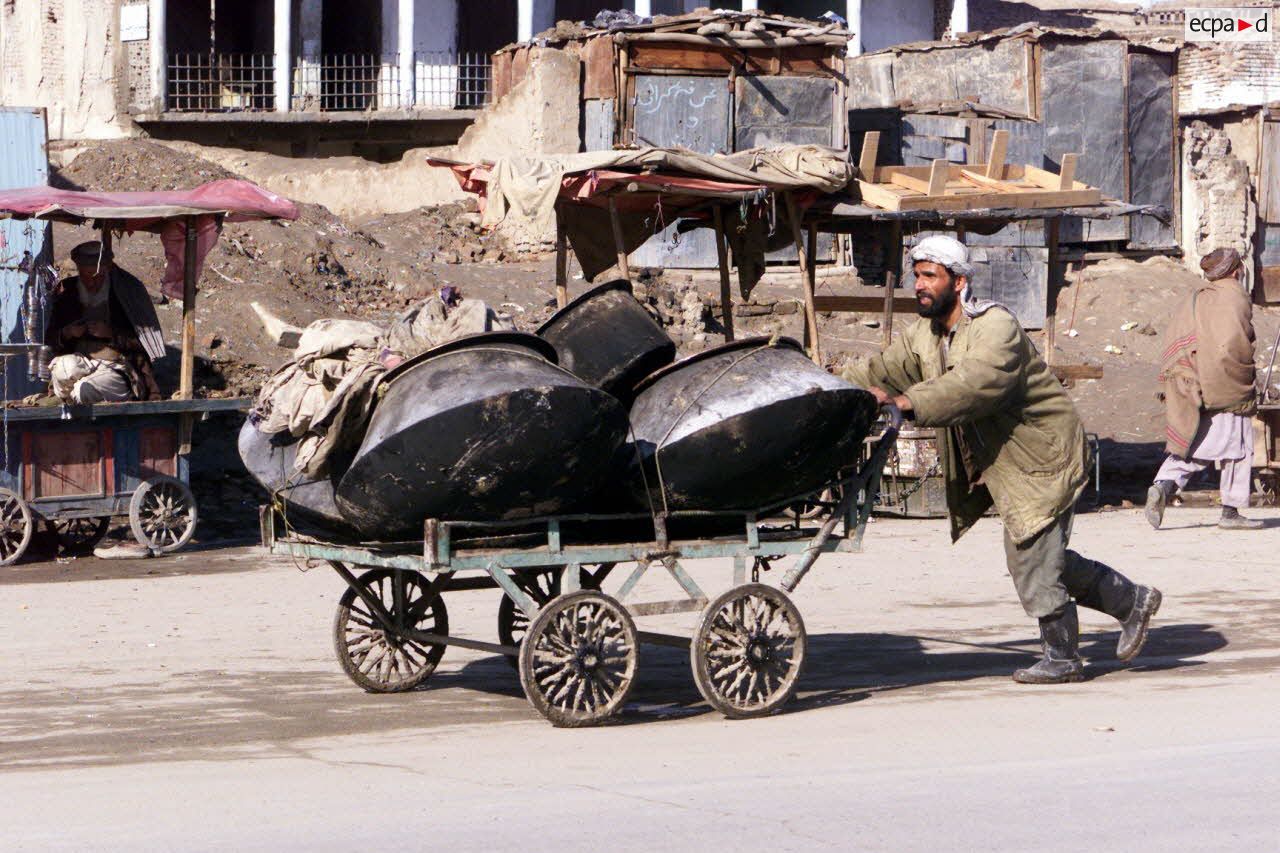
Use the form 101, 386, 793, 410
916, 285, 957, 319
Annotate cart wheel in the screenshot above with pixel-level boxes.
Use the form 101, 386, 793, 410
129, 476, 197, 553
691, 583, 807, 719
334, 568, 448, 693
0, 488, 33, 567
497, 568, 563, 666
519, 590, 638, 728
46, 517, 111, 554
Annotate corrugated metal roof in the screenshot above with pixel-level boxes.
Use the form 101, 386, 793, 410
1179, 44, 1280, 115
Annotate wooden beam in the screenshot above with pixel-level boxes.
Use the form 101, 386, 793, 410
712, 205, 734, 342
179, 216, 197, 401
958, 169, 1013, 191
985, 129, 1008, 179
1051, 363, 1104, 383
927, 159, 949, 197
607, 197, 631, 283
888, 171, 934, 195
806, 220, 819, 358
812, 295, 919, 313
1057, 153, 1077, 191
783, 192, 820, 364
858, 130, 880, 180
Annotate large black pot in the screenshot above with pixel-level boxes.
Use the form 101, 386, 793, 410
238, 420, 352, 534
336, 332, 629, 538
536, 279, 676, 402
627, 336, 878, 511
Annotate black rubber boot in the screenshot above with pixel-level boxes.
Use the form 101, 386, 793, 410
1116, 586, 1163, 662
1218, 506, 1264, 530
1062, 553, 1136, 623
1145, 480, 1176, 529
1013, 603, 1085, 684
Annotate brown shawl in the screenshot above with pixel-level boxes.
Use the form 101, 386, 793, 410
1159, 276, 1256, 456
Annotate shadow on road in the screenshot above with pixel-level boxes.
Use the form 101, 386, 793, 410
0, 624, 1227, 770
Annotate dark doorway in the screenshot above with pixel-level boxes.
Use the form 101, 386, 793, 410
759, 0, 836, 21
555, 1, 634, 24
458, 0, 518, 54
320, 0, 384, 110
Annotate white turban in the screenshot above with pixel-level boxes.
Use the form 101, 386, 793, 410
909, 235, 973, 279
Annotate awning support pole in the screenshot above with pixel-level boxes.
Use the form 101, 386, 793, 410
179, 215, 197, 400
178, 215, 198, 455
712, 204, 734, 342
1045, 217, 1060, 367
608, 196, 631, 283
555, 203, 568, 309
783, 192, 820, 364
885, 219, 902, 350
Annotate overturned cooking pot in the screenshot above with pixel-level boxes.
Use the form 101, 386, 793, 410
536, 279, 676, 402
627, 336, 878, 511
336, 331, 629, 538
238, 420, 353, 534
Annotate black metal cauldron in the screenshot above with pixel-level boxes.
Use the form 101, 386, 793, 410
626, 336, 878, 511
336, 332, 630, 538
536, 279, 676, 403
238, 420, 352, 533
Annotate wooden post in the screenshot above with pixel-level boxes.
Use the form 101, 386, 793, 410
712, 205, 734, 342
607, 196, 631, 283
985, 129, 1008, 179
857, 130, 880, 180
806, 220, 819, 358
926, 159, 949, 197
884, 219, 903, 350
554, 204, 568, 309
179, 216, 197, 400
783, 192, 820, 365
1057, 153, 1077, 190
1045, 217, 1060, 367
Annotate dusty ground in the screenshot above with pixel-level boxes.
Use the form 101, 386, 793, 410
2, 507, 1278, 850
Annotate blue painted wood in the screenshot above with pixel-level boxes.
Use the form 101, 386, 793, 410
0, 108, 51, 401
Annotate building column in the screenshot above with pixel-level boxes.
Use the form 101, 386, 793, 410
297, 0, 322, 109
149, 0, 166, 112
634, 0, 651, 16
399, 0, 415, 108
274, 0, 291, 112
741, 0, 758, 9
949, 0, 969, 36
846, 0, 861, 55
519, 0, 556, 42
518, 0, 533, 41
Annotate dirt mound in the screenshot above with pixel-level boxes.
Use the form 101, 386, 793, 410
48, 140, 524, 389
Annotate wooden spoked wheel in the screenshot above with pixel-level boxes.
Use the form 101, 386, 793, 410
691, 583, 807, 719
0, 488, 33, 566
47, 517, 111, 554
129, 476, 197, 553
497, 568, 563, 667
333, 568, 448, 693
518, 590, 638, 727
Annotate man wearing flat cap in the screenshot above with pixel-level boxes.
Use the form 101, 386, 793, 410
46, 241, 162, 403
1146, 247, 1261, 530
842, 235, 1162, 684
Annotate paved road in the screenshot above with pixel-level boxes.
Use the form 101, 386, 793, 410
3, 508, 1278, 851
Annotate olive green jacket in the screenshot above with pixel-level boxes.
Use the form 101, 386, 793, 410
842, 306, 1088, 545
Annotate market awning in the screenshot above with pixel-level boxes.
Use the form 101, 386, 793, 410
0, 178, 300, 226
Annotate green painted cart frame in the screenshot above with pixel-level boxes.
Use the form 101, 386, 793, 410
260, 413, 901, 727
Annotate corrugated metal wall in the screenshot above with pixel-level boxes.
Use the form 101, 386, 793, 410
0, 107, 53, 400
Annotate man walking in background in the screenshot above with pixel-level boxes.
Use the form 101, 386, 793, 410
1147, 248, 1261, 530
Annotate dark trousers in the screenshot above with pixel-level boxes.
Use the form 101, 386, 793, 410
1002, 509, 1137, 620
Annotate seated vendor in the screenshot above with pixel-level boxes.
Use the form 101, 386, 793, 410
47, 241, 161, 403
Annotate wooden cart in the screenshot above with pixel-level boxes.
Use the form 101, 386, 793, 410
0, 180, 297, 564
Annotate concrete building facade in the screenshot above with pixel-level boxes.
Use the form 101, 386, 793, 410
1, 1, 966, 149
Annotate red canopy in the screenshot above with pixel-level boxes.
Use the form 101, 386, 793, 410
0, 179, 299, 226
